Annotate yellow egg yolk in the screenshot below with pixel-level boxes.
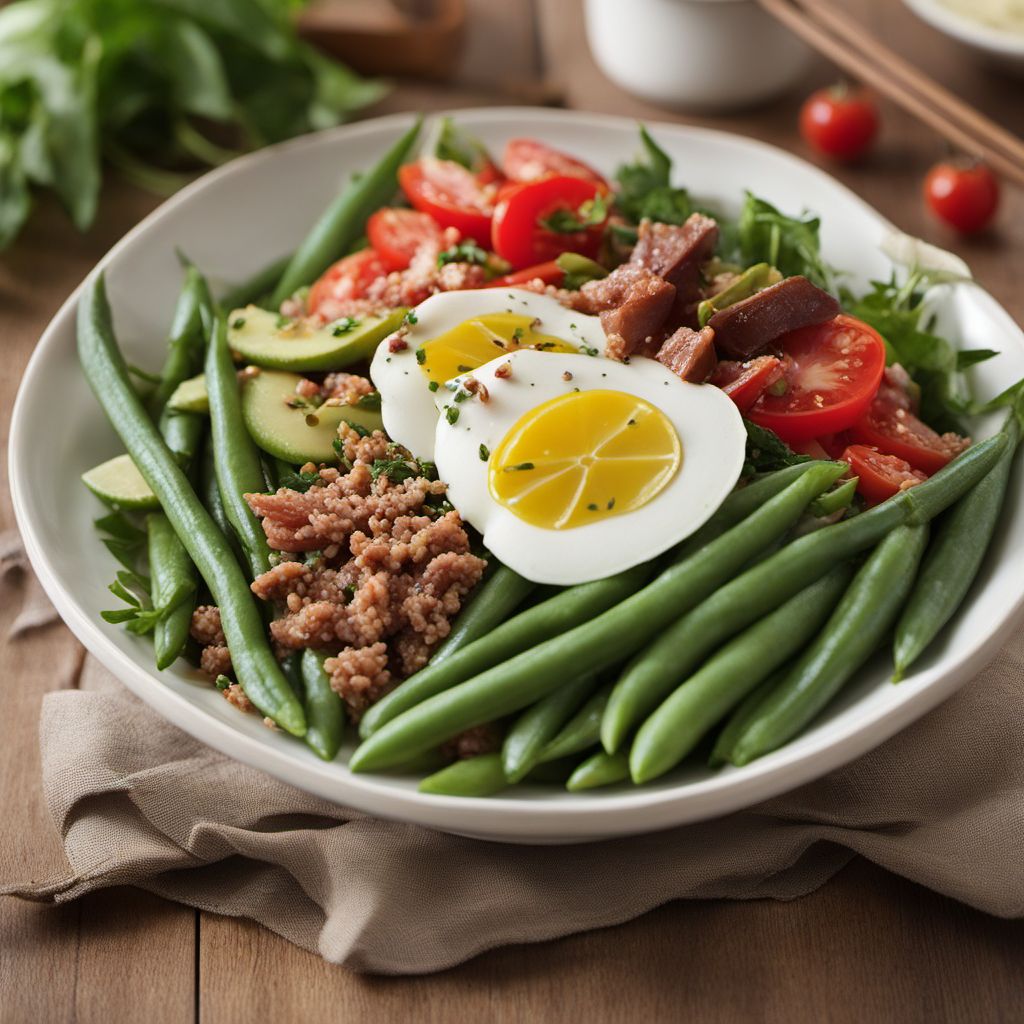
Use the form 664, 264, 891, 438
488, 390, 682, 530
417, 313, 577, 385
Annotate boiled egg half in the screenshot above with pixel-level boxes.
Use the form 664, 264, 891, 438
432, 349, 746, 585
369, 289, 608, 461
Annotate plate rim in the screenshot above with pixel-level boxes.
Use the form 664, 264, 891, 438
10, 106, 1024, 842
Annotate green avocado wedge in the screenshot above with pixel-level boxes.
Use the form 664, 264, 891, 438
241, 370, 383, 464
227, 305, 406, 372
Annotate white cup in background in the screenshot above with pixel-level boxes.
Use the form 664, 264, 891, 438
584, 0, 815, 111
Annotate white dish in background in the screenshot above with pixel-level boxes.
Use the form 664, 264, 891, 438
903, 0, 1024, 73
9, 108, 1024, 844
583, 0, 814, 110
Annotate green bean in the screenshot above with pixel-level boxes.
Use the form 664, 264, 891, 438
893, 414, 1022, 680
200, 286, 273, 580
669, 460, 839, 566
349, 462, 844, 772
697, 262, 779, 327
566, 751, 630, 792
809, 477, 859, 519
200, 436, 235, 544
78, 274, 305, 735
540, 681, 613, 764
729, 524, 930, 766
357, 563, 650, 739
270, 118, 422, 305
631, 564, 855, 783
419, 754, 508, 797
601, 434, 1006, 754
221, 253, 292, 311
147, 512, 197, 670
149, 266, 205, 416
707, 670, 785, 768
300, 649, 346, 761
429, 563, 537, 666
502, 673, 600, 783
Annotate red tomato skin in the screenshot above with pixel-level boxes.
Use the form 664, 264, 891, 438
710, 356, 783, 413
842, 444, 927, 505
799, 87, 879, 162
924, 161, 1000, 234
503, 138, 608, 187
398, 159, 495, 247
484, 260, 565, 289
366, 208, 443, 272
307, 250, 389, 315
491, 176, 606, 269
790, 437, 832, 461
849, 383, 967, 475
746, 314, 887, 443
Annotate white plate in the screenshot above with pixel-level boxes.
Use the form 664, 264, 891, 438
10, 108, 1024, 844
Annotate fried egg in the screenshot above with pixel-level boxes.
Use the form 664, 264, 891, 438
432, 349, 746, 585
369, 289, 608, 461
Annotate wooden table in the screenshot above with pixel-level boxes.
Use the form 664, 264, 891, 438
2, 1, 1023, 1020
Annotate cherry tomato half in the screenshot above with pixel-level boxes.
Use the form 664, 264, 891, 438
842, 444, 927, 505
924, 160, 999, 235
799, 85, 879, 162
849, 378, 967, 475
710, 356, 783, 414
366, 208, 443, 271
503, 138, 608, 187
746, 314, 887, 444
398, 158, 495, 247
484, 260, 565, 289
491, 176, 607, 269
307, 249, 389, 315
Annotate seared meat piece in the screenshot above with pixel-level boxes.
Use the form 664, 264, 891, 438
656, 326, 717, 383
630, 214, 719, 325
708, 275, 840, 359
579, 264, 676, 360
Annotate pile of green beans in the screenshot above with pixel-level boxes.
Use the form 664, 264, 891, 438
78, 273, 306, 736
723, 522, 930, 767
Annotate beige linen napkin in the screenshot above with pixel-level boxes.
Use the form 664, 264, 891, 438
3, 529, 1023, 974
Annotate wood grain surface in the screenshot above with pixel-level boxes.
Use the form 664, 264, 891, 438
1, 1, 1022, 1020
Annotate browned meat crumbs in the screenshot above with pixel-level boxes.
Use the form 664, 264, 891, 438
240, 424, 487, 719
441, 723, 504, 761
223, 683, 254, 713
191, 605, 232, 680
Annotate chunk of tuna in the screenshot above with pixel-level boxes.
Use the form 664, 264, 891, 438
656, 326, 717, 382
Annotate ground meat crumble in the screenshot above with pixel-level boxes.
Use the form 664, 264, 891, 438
192, 423, 488, 724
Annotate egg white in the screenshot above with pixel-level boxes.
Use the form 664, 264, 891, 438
369, 289, 608, 461
432, 349, 747, 585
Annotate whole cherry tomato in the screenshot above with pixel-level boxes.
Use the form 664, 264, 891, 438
924, 160, 999, 234
799, 85, 879, 162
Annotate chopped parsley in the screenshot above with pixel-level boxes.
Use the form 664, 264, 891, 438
479, 444, 490, 461
504, 462, 535, 472
607, 498, 616, 510
331, 316, 360, 336
231, 316, 246, 330
445, 406, 460, 425
355, 391, 381, 411
415, 347, 426, 364
742, 420, 811, 477
587, 503, 599, 511
275, 313, 290, 329
369, 457, 419, 484
339, 418, 370, 439
428, 380, 440, 392
512, 326, 524, 342
437, 240, 488, 267
404, 309, 419, 325
278, 468, 322, 493
539, 193, 608, 234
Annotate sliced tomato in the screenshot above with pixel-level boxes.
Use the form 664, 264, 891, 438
398, 158, 495, 247
790, 437, 832, 461
307, 249, 389, 315
842, 444, 927, 505
710, 356, 783, 413
746, 314, 887, 443
848, 378, 966, 475
503, 138, 608, 187
491, 176, 607, 268
484, 260, 565, 289
366, 208, 443, 271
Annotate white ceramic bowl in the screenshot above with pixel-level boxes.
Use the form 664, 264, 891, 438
10, 108, 1024, 843
903, 0, 1024, 73
584, 0, 814, 110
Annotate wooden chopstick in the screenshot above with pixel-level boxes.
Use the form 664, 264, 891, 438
755, 0, 1024, 188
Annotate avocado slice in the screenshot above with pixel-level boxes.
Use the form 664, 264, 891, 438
241, 369, 383, 464
227, 305, 406, 372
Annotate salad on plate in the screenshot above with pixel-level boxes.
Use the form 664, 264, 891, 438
77, 116, 1023, 797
